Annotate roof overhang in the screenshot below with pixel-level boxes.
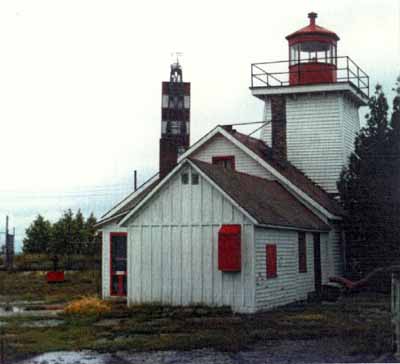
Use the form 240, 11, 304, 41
256, 223, 330, 233
250, 81, 369, 106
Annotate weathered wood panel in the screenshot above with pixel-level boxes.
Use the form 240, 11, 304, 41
125, 165, 256, 313
255, 227, 329, 309
328, 220, 344, 277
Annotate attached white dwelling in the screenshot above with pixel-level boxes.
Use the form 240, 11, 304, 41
96, 12, 369, 313
97, 126, 346, 313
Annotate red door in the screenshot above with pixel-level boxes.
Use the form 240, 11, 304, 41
110, 232, 127, 296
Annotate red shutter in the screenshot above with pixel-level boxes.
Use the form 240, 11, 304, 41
218, 224, 241, 272
298, 232, 307, 273
266, 244, 277, 278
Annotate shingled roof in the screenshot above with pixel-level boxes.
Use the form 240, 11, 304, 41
191, 159, 330, 231
226, 129, 344, 217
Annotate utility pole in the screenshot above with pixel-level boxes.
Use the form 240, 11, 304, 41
4, 216, 14, 271
134, 170, 137, 191
5, 216, 8, 269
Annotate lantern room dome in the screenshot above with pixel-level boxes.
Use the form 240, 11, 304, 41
286, 12, 339, 44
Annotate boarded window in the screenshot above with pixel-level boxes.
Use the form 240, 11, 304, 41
212, 156, 235, 170
266, 244, 277, 278
298, 232, 307, 273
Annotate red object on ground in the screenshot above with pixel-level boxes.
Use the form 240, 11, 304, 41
47, 271, 65, 283
218, 224, 241, 272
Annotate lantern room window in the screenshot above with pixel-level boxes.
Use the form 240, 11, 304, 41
289, 42, 337, 66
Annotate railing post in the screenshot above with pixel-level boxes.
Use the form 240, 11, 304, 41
357, 66, 360, 90
251, 65, 253, 88
346, 56, 350, 83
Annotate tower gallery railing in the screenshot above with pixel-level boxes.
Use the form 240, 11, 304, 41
251, 56, 370, 98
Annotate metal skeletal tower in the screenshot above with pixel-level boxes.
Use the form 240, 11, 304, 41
159, 60, 191, 177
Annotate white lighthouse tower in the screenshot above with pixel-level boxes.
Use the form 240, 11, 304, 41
250, 12, 369, 196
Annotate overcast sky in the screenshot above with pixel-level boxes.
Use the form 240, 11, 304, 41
0, 0, 399, 251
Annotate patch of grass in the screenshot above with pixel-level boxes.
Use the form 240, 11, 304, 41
0, 270, 100, 303
0, 272, 393, 362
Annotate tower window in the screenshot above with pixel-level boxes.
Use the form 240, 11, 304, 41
212, 156, 235, 170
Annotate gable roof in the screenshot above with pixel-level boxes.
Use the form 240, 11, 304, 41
179, 125, 344, 218
191, 159, 330, 231
227, 129, 345, 217
119, 158, 330, 232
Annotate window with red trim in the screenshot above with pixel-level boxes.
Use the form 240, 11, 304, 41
266, 244, 277, 278
298, 232, 307, 273
212, 156, 235, 170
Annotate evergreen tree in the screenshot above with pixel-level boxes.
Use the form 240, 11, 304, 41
338, 81, 400, 276
23, 215, 52, 254
49, 209, 75, 256
84, 213, 99, 255
73, 209, 86, 254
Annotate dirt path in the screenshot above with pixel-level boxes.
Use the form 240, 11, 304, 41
14, 338, 397, 364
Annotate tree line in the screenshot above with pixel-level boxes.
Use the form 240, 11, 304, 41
338, 79, 400, 277
23, 210, 100, 256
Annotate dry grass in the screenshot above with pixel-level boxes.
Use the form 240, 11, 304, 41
0, 270, 101, 303
64, 296, 111, 316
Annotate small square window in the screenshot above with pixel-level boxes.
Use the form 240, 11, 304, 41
181, 173, 189, 184
191, 173, 199, 185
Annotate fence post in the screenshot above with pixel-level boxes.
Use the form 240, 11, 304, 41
392, 272, 400, 359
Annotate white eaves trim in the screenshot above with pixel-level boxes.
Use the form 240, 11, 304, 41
179, 126, 340, 221
118, 159, 258, 227
250, 82, 369, 106
100, 173, 159, 221
256, 224, 330, 233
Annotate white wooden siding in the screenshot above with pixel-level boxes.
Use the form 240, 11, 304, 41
295, 233, 316, 300
261, 93, 361, 194
320, 232, 330, 284
100, 223, 128, 299
341, 96, 360, 164
125, 165, 256, 313
192, 133, 275, 180
254, 227, 329, 309
328, 221, 344, 277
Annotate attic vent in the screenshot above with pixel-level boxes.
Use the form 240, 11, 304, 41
191, 173, 199, 185
181, 173, 189, 184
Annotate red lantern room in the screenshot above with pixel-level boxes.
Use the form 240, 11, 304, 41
286, 12, 339, 85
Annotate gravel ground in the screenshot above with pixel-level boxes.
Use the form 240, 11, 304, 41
15, 338, 399, 364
